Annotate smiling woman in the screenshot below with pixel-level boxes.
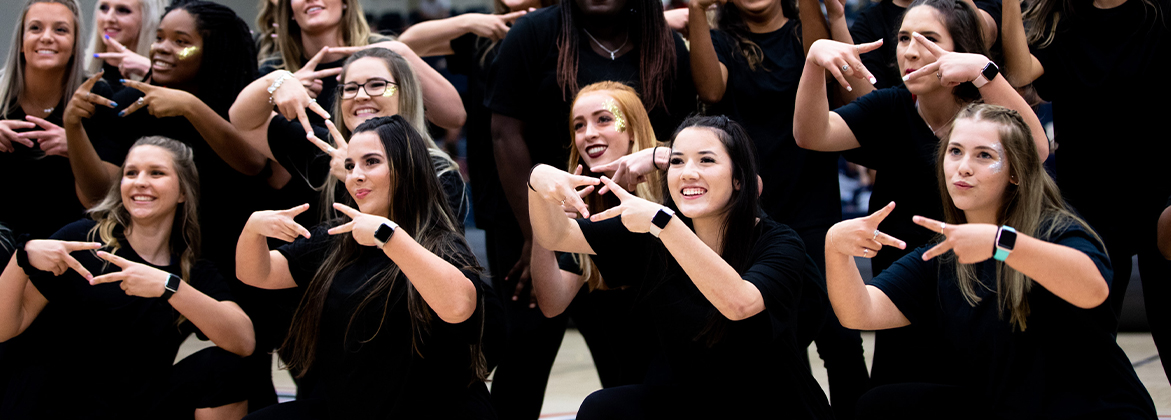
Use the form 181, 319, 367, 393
0, 0, 89, 240
83, 0, 166, 91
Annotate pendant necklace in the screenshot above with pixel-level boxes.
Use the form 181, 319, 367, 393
583, 28, 628, 60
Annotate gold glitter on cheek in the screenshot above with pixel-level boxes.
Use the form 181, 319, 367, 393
382, 85, 397, 97
602, 99, 626, 133
177, 46, 199, 60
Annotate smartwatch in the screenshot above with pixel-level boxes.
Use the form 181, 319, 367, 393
373, 221, 399, 248
972, 61, 1000, 89
161, 274, 181, 301
648, 207, 675, 238
993, 225, 1017, 262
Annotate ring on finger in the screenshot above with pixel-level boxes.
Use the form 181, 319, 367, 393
872, 229, 880, 241
136, 97, 145, 106
936, 72, 942, 80
940, 222, 947, 231
841, 64, 851, 73
863, 248, 870, 256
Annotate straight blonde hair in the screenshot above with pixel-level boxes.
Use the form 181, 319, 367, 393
0, 0, 85, 119
273, 0, 373, 72
83, 0, 165, 76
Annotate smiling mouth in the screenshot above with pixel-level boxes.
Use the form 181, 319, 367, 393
585, 145, 607, 158
306, 6, 324, 14
353, 107, 379, 117
681, 187, 706, 198
35, 50, 57, 55
152, 59, 174, 70
131, 195, 156, 202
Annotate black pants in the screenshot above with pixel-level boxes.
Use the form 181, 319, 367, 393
797, 225, 870, 420
1100, 219, 1171, 382
486, 217, 655, 420
856, 383, 987, 420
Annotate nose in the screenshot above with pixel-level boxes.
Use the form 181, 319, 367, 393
350, 165, 366, 183
354, 85, 371, 100
903, 38, 920, 62
133, 173, 150, 187
679, 160, 699, 181
956, 154, 975, 177
584, 122, 600, 139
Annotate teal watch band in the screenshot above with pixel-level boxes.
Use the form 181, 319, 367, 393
993, 225, 1017, 262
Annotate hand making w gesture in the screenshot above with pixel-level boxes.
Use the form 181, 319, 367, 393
118, 80, 201, 119
588, 176, 663, 234
244, 203, 313, 243
327, 203, 395, 247
912, 215, 999, 264
826, 202, 907, 259
94, 34, 151, 80
64, 71, 118, 127
806, 38, 883, 92
528, 164, 602, 219
22, 240, 104, 280
90, 251, 174, 298
902, 32, 993, 87
293, 47, 345, 99
306, 119, 349, 181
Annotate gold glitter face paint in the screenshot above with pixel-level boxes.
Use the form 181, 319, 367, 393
177, 46, 200, 60
602, 98, 626, 133
382, 84, 397, 97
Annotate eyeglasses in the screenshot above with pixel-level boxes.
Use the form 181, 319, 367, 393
340, 78, 398, 99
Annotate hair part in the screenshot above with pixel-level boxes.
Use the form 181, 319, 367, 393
937, 103, 1104, 331
281, 115, 486, 383
84, 0, 166, 76
567, 81, 663, 290
555, 0, 677, 112
0, 0, 86, 119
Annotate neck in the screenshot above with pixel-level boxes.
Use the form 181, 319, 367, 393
743, 9, 789, 33
300, 26, 346, 61
916, 92, 962, 136
22, 66, 66, 109
125, 213, 176, 266
581, 15, 628, 41
1093, 0, 1126, 8
691, 215, 725, 254
963, 208, 999, 225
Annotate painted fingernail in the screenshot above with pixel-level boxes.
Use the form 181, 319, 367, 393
119, 79, 126, 83
110, 102, 118, 107
902, 75, 910, 82
93, 53, 100, 58
103, 34, 109, 39
869, 76, 877, 84
846, 85, 853, 92
118, 111, 125, 117
511, 296, 518, 301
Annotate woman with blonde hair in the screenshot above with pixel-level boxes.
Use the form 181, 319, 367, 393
528, 81, 662, 389
0, 136, 255, 419
84, 0, 166, 91
825, 103, 1155, 418
259, 0, 464, 128
0, 0, 88, 240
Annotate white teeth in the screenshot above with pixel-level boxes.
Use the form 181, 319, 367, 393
354, 108, 378, 116
153, 60, 173, 69
682, 187, 706, 197
36, 50, 56, 54
586, 145, 606, 155
132, 195, 155, 202
307, 6, 323, 12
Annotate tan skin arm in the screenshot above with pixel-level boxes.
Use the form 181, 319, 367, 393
999, 0, 1045, 87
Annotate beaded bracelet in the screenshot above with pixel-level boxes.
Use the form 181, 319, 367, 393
267, 70, 295, 104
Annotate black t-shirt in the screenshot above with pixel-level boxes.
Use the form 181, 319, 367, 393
23, 219, 233, 420
870, 222, 1156, 419
265, 115, 469, 231
710, 23, 841, 229
849, 0, 1004, 90
86, 87, 272, 273
1031, 0, 1171, 245
277, 224, 491, 419
835, 86, 943, 273
576, 217, 832, 418
0, 86, 112, 239
449, 33, 508, 229
485, 5, 697, 169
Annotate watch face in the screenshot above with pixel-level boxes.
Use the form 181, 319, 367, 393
998, 228, 1017, 250
375, 223, 395, 243
982, 62, 999, 81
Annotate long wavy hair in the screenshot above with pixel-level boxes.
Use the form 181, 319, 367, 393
83, 0, 165, 76
937, 103, 1103, 331
273, 0, 373, 72
0, 0, 85, 119
901, 0, 989, 105
87, 136, 201, 287
715, 0, 799, 71
567, 81, 662, 290
281, 116, 487, 383
157, 1, 258, 118
555, 0, 677, 112
256, 0, 279, 59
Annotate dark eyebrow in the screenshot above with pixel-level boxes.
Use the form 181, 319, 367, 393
972, 145, 999, 153
670, 150, 718, 156
362, 153, 382, 160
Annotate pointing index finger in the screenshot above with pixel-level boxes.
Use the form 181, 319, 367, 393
912, 32, 948, 58
598, 176, 631, 199
912, 215, 947, 234
81, 70, 105, 90
303, 47, 329, 71
96, 250, 131, 268
903, 61, 941, 82
119, 79, 154, 94
332, 202, 361, 218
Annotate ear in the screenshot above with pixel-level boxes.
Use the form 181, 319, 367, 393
733, 177, 742, 191
177, 190, 187, 204
1009, 173, 1019, 186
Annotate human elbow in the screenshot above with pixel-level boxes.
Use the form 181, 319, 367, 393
1073, 275, 1110, 309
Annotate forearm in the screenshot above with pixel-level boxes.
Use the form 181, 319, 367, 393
793, 59, 833, 149
658, 218, 764, 321
492, 114, 533, 240
688, 5, 727, 103
401, 48, 467, 129
168, 287, 255, 356
530, 244, 582, 317
1004, 234, 1109, 308
959, 0, 999, 49
824, 244, 909, 330
229, 74, 283, 132
235, 232, 276, 288
186, 102, 268, 175
798, 0, 831, 56
383, 231, 478, 323
1000, 0, 1044, 87
829, 18, 874, 102
398, 15, 471, 57
0, 257, 30, 341
978, 77, 1049, 156
65, 123, 117, 205
527, 182, 580, 251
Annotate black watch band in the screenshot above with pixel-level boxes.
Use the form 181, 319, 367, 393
161, 274, 181, 301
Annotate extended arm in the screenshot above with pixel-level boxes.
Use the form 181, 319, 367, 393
166, 282, 256, 356
975, 69, 1049, 156
399, 12, 527, 57
381, 228, 478, 323
359, 42, 467, 129
687, 0, 729, 103
0, 256, 49, 342
793, 52, 864, 152
798, 0, 831, 56
657, 217, 766, 321
527, 164, 597, 254
825, 246, 910, 330
530, 241, 587, 318
228, 73, 286, 161
999, 0, 1044, 87
182, 98, 269, 175
1002, 234, 1108, 308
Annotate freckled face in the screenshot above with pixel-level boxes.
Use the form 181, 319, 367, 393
944, 118, 1013, 215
